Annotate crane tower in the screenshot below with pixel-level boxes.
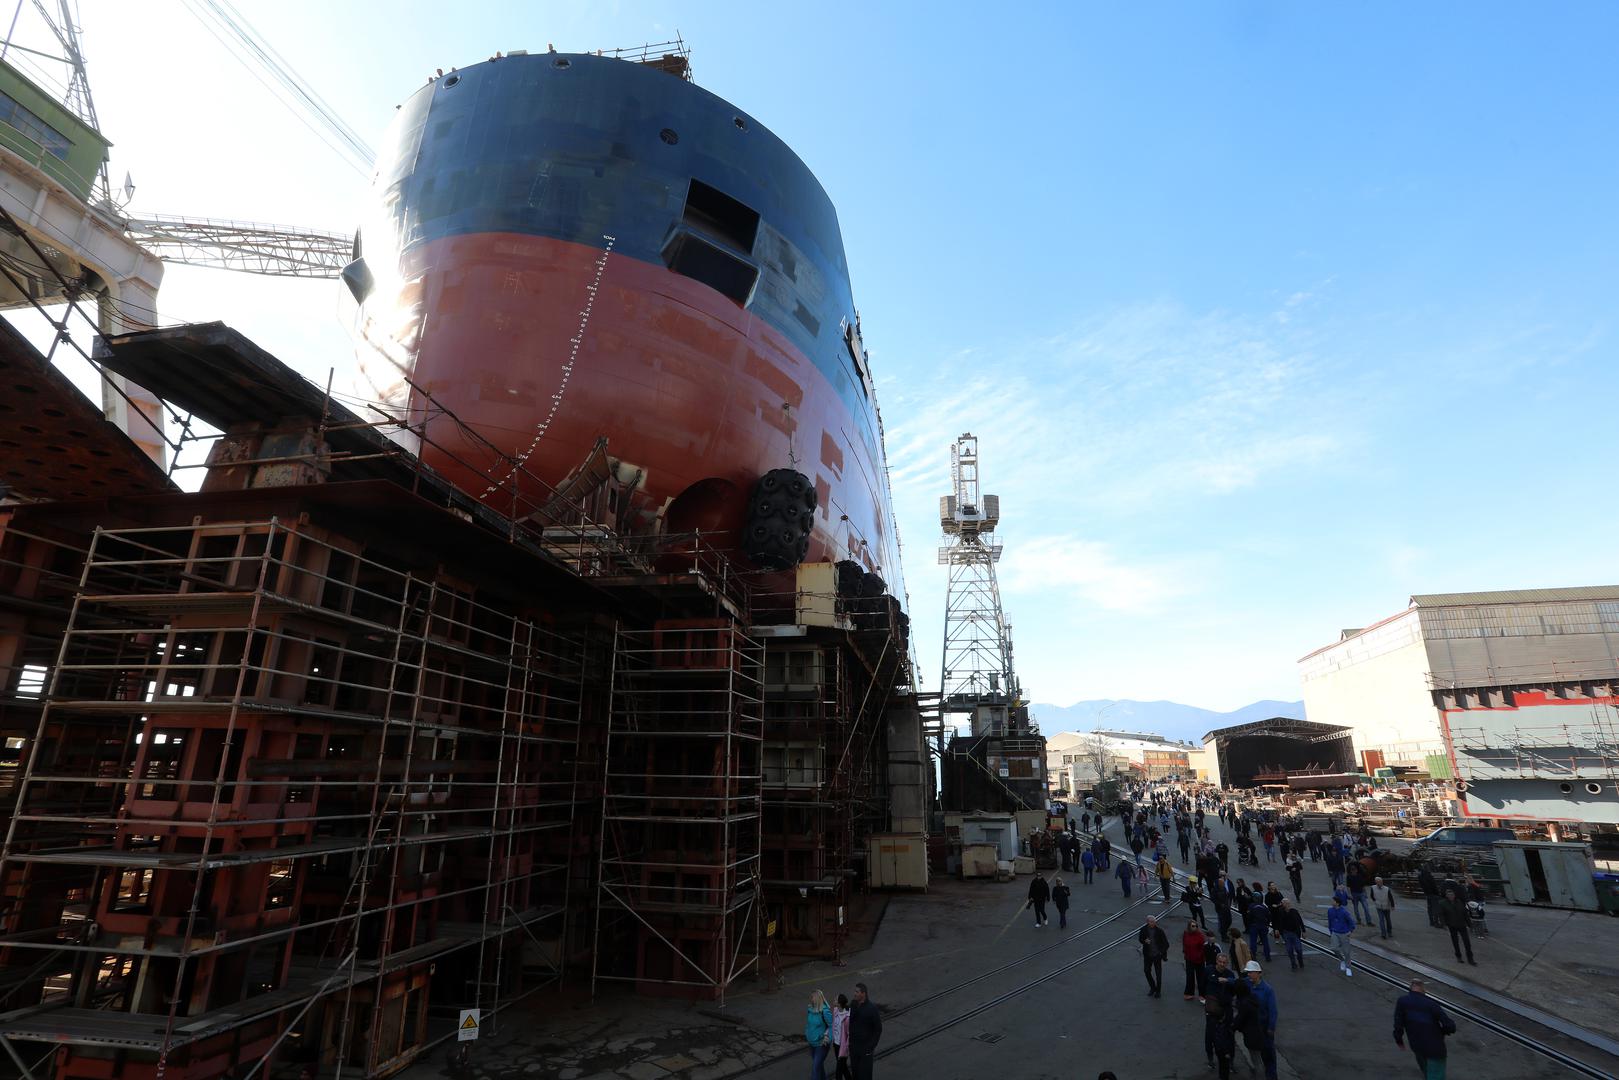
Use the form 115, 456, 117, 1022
938, 433, 1013, 730
936, 434, 1044, 810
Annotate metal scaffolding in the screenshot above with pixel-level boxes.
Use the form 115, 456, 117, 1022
0, 513, 584, 1079
592, 622, 762, 1000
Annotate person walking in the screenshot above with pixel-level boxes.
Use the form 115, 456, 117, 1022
1179, 827, 1192, 864
1182, 919, 1210, 1001
1394, 978, 1457, 1079
1245, 895, 1272, 962
1138, 914, 1169, 997
1115, 854, 1134, 898
830, 994, 852, 1080
1327, 894, 1356, 976
1274, 897, 1305, 970
1243, 961, 1280, 1080
1183, 876, 1208, 931
1052, 876, 1072, 929
1212, 872, 1234, 937
1371, 875, 1398, 939
1225, 925, 1251, 974
1439, 887, 1476, 965
1156, 854, 1175, 903
1027, 873, 1050, 928
804, 990, 834, 1080
1346, 860, 1374, 926
847, 982, 881, 1080
1284, 851, 1303, 903
1419, 865, 1443, 928
1081, 845, 1095, 884
1205, 954, 1239, 1076
1205, 988, 1238, 1078
1323, 844, 1345, 888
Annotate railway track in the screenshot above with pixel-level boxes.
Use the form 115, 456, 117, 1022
1302, 937, 1616, 1080
735, 879, 1172, 1076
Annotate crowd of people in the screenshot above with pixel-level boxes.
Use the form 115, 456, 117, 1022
797, 779, 1482, 1079
1073, 780, 1465, 1078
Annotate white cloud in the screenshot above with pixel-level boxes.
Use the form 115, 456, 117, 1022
998, 535, 1191, 614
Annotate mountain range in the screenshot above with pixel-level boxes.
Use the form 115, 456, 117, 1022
1030, 698, 1307, 745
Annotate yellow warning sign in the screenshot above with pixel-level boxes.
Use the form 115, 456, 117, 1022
457, 1009, 480, 1041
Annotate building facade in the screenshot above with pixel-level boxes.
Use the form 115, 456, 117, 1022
1300, 587, 1619, 824
1044, 730, 1191, 792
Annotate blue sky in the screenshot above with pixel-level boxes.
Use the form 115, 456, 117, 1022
39, 1, 1619, 709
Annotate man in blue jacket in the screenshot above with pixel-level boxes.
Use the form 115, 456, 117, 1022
1243, 960, 1279, 1080
1394, 978, 1456, 1079
1327, 894, 1357, 977
1115, 853, 1134, 898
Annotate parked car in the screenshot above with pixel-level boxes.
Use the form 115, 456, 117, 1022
1418, 826, 1516, 848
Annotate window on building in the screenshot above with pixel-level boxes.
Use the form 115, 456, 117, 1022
1599, 601, 1619, 633
0, 91, 71, 160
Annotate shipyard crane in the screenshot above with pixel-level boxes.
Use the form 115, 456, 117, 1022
935, 433, 1044, 812
123, 214, 351, 278
0, 0, 358, 469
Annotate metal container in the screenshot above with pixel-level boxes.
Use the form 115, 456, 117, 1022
1493, 840, 1599, 911
868, 833, 929, 890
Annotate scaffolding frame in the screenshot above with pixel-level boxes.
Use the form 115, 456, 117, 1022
748, 574, 915, 959
0, 513, 585, 1079
591, 623, 762, 1000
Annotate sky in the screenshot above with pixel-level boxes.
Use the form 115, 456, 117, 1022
19, 1, 1619, 711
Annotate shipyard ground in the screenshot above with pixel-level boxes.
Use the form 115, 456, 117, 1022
414, 808, 1619, 1080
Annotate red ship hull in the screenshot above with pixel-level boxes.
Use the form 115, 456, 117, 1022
369, 230, 895, 573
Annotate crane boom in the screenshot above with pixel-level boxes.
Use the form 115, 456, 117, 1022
126, 214, 350, 278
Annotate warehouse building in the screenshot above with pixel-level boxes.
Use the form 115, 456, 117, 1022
1299, 586, 1619, 824
1199, 717, 1355, 789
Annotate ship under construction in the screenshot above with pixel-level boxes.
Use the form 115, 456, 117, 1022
0, 37, 928, 1080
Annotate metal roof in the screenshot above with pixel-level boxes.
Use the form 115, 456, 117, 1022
1201, 715, 1349, 744
1409, 585, 1619, 607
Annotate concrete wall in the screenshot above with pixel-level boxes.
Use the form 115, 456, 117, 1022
1299, 610, 1445, 766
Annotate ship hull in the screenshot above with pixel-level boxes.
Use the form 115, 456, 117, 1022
382, 229, 888, 570
356, 51, 904, 591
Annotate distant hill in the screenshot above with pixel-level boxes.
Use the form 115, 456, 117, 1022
1030, 699, 1306, 745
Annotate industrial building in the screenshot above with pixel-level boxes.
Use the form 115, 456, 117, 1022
1045, 730, 1193, 793
1299, 587, 1619, 823
1198, 717, 1356, 790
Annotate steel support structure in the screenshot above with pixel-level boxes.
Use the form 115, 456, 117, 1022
0, 513, 583, 1080
592, 622, 762, 1000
